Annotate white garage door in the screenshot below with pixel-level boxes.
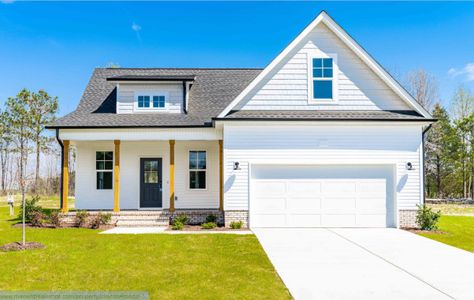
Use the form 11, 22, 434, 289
250, 165, 395, 228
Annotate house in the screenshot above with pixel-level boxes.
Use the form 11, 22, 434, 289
47, 11, 434, 228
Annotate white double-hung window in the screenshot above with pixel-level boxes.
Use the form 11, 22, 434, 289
308, 54, 337, 103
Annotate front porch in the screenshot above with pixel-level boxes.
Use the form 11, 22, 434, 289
58, 129, 224, 214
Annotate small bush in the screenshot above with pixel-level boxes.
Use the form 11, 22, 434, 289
205, 214, 217, 223
416, 204, 441, 230
49, 210, 62, 228
90, 212, 112, 229
201, 222, 217, 229
174, 214, 189, 225
30, 210, 46, 227
171, 221, 184, 230
19, 195, 43, 222
230, 220, 243, 229
75, 210, 90, 227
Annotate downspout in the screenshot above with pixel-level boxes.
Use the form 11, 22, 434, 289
182, 81, 187, 114
422, 124, 433, 204
56, 128, 65, 210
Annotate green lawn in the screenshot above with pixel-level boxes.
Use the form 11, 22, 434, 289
0, 204, 290, 299
418, 215, 474, 253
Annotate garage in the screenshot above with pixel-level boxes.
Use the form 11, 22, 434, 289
250, 165, 395, 228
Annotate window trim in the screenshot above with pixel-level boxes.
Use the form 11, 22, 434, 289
307, 53, 338, 104
134, 91, 168, 111
188, 150, 207, 191
95, 150, 114, 191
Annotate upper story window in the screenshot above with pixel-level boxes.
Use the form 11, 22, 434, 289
309, 54, 337, 103
136, 93, 167, 109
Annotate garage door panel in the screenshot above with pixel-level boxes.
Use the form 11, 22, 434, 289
322, 181, 356, 195
321, 197, 356, 209
250, 165, 394, 228
287, 214, 322, 227
287, 181, 321, 196
255, 197, 286, 211
255, 181, 286, 197
321, 214, 356, 227
287, 197, 321, 210
357, 197, 387, 210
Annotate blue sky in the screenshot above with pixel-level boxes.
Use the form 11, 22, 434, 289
1, 1, 473, 116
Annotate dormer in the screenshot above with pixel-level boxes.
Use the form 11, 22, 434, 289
107, 75, 194, 114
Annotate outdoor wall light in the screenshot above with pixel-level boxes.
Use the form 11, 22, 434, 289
406, 162, 414, 170
233, 161, 240, 170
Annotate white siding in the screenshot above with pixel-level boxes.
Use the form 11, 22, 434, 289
236, 24, 410, 111
223, 123, 423, 212
117, 83, 183, 114
174, 141, 219, 209
74, 140, 219, 210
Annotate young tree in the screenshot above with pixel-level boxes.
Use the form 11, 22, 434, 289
405, 69, 439, 111
0, 109, 12, 194
456, 113, 474, 199
6, 89, 33, 245
29, 90, 58, 193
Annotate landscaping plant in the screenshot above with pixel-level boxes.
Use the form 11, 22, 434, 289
205, 214, 217, 223
174, 214, 189, 225
30, 210, 46, 227
230, 221, 243, 229
75, 210, 90, 227
416, 204, 441, 230
89, 212, 112, 229
201, 222, 217, 229
49, 210, 62, 228
19, 195, 43, 223
171, 221, 184, 230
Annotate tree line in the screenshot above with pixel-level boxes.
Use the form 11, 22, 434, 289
0, 89, 59, 198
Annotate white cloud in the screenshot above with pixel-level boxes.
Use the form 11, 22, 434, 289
131, 23, 141, 32
448, 63, 474, 81
1, 0, 15, 4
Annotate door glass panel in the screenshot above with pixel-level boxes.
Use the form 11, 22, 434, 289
144, 171, 158, 183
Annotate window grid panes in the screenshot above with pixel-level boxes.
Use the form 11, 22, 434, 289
138, 95, 150, 108
153, 96, 165, 108
189, 151, 206, 189
312, 58, 333, 100
144, 160, 159, 184
96, 151, 113, 190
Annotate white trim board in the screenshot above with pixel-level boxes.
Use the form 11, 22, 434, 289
217, 11, 431, 119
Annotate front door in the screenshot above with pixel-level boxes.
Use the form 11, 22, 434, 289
140, 158, 162, 208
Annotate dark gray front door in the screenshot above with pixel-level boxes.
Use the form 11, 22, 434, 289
140, 158, 162, 208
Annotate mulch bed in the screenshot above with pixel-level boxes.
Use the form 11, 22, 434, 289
11, 223, 115, 230
166, 225, 246, 231
0, 242, 45, 252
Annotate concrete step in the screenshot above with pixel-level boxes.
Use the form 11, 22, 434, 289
113, 215, 169, 221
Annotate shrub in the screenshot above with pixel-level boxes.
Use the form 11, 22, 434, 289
205, 214, 217, 223
49, 210, 62, 228
75, 210, 90, 227
230, 220, 243, 229
416, 204, 441, 230
201, 222, 217, 229
171, 221, 184, 230
90, 212, 112, 229
174, 214, 189, 225
30, 210, 46, 227
19, 195, 43, 222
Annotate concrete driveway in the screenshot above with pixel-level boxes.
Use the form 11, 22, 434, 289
253, 228, 474, 300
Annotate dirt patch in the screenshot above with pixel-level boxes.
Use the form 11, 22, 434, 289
166, 225, 246, 232
405, 228, 448, 235
0, 242, 45, 252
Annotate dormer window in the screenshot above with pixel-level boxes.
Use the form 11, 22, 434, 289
135, 93, 167, 110
308, 54, 338, 103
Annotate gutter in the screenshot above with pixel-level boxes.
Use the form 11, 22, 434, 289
56, 128, 65, 211
422, 124, 433, 204
212, 117, 437, 122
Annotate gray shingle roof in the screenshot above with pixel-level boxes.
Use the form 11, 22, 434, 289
49, 68, 262, 128
220, 110, 433, 121
49, 68, 432, 128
